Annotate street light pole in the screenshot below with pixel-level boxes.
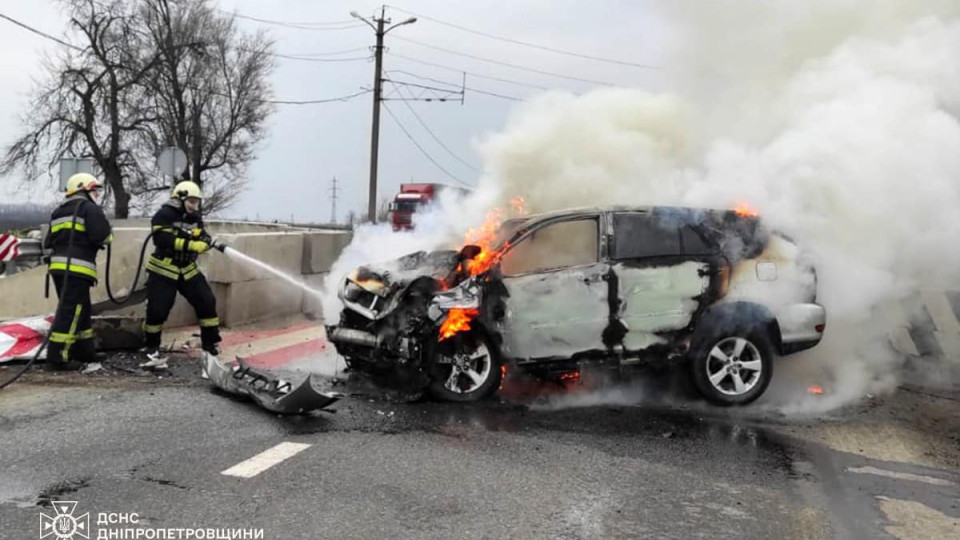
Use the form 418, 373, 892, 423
368, 12, 385, 224
351, 8, 416, 224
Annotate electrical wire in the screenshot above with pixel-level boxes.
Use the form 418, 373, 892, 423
0, 12, 80, 50
181, 84, 371, 105
261, 89, 371, 105
276, 46, 371, 57
391, 82, 481, 172
387, 5, 664, 70
464, 86, 522, 102
388, 70, 525, 102
267, 51, 371, 63
215, 9, 364, 31
382, 102, 472, 188
390, 53, 557, 90
392, 36, 620, 86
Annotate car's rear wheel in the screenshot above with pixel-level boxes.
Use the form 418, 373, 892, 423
427, 330, 501, 402
691, 330, 773, 406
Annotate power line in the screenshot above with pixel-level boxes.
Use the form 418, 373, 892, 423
216, 9, 365, 30
389, 54, 550, 90
184, 86, 371, 105
387, 70, 524, 102
391, 82, 481, 172
279, 46, 370, 57
381, 78, 463, 102
390, 39, 619, 86
382, 102, 470, 187
0, 12, 80, 51
261, 89, 372, 105
386, 70, 459, 89
235, 44, 372, 63
387, 5, 664, 71
267, 51, 371, 62
465, 86, 522, 102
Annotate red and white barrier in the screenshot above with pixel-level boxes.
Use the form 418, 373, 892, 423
0, 234, 20, 262
0, 316, 52, 362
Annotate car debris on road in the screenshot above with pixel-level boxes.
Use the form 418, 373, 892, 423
203, 352, 341, 415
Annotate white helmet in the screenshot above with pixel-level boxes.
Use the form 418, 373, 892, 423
65, 173, 102, 196
172, 180, 202, 200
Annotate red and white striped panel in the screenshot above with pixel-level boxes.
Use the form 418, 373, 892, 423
0, 234, 20, 262
0, 316, 53, 362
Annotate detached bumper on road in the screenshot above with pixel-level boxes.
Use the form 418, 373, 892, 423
204, 354, 341, 415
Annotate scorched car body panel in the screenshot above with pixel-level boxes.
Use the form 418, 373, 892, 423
327, 205, 828, 405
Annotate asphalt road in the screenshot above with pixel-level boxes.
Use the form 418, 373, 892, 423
1, 362, 958, 540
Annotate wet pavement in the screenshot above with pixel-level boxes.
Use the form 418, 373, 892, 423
1, 355, 958, 540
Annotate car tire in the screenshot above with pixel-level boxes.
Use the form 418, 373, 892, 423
691, 328, 774, 406
427, 329, 502, 402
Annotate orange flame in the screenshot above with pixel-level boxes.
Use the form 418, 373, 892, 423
440, 198, 527, 341
439, 308, 480, 341
464, 207, 505, 276
462, 197, 527, 276
734, 202, 760, 218
808, 385, 824, 395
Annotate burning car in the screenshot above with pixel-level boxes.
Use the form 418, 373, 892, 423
327, 205, 826, 405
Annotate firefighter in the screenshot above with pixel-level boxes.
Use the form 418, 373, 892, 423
140, 180, 224, 370
43, 173, 113, 371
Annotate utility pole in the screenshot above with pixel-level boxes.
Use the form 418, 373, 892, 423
329, 176, 340, 224
351, 8, 417, 223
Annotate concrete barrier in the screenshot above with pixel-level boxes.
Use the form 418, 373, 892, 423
205, 232, 305, 283
0, 220, 350, 330
302, 231, 353, 274
301, 273, 328, 320
219, 278, 305, 326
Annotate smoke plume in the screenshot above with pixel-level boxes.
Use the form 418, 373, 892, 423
324, 0, 960, 413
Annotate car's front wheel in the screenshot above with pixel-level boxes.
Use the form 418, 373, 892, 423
427, 330, 502, 402
691, 330, 773, 406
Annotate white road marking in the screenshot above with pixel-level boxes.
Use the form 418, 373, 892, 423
221, 442, 312, 479
847, 466, 956, 487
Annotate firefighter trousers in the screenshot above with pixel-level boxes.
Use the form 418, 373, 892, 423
143, 272, 221, 353
48, 273, 95, 364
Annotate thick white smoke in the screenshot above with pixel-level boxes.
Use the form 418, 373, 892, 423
323, 1, 960, 413
475, 2, 960, 412
319, 184, 501, 320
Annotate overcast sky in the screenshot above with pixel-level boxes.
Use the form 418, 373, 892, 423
0, 0, 671, 221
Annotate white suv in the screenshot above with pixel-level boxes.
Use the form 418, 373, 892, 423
328, 206, 826, 405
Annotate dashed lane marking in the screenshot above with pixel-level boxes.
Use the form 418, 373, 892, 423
847, 466, 956, 487
221, 442, 312, 479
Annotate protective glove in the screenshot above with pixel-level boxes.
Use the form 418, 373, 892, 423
187, 240, 210, 254
209, 238, 228, 253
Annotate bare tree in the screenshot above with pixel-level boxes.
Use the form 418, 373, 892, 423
140, 0, 275, 214
2, 0, 275, 217
1, 0, 157, 218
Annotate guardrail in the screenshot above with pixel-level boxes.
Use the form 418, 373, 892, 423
0, 234, 44, 277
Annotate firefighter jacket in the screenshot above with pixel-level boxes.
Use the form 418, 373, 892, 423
43, 194, 113, 282
147, 199, 209, 281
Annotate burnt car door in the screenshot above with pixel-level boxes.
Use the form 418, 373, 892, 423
610, 211, 715, 351
492, 215, 609, 361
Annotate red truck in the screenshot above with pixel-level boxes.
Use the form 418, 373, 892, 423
389, 183, 470, 231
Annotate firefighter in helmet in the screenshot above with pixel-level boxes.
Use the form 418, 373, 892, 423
140, 180, 225, 370
43, 173, 113, 371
